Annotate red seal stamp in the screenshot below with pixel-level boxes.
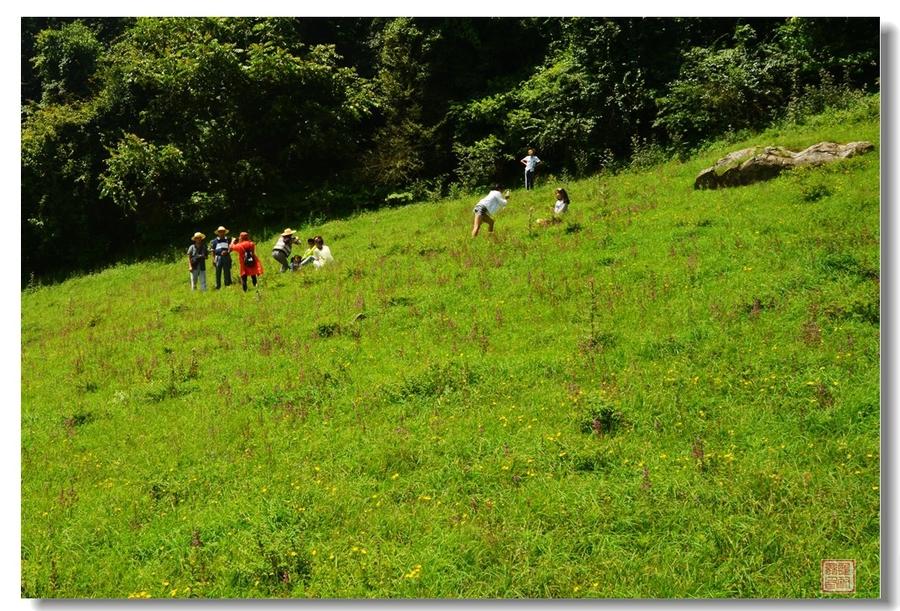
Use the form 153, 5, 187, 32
821, 559, 855, 593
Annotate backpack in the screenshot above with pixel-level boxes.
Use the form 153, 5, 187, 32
244, 246, 256, 267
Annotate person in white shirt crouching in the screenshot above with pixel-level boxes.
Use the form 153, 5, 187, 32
471, 184, 511, 238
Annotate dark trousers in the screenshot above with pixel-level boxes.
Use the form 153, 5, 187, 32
214, 255, 232, 288
240, 274, 258, 292
525, 170, 535, 190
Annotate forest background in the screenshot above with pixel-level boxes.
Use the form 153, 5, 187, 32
20, 16, 880, 283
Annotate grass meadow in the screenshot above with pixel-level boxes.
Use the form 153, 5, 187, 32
20, 96, 880, 598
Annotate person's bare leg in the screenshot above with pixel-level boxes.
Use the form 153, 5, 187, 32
487, 215, 495, 232
472, 214, 483, 237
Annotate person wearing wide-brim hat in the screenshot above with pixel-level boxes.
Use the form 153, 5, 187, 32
272, 227, 301, 273
187, 232, 209, 291
209, 226, 232, 289
229, 231, 264, 292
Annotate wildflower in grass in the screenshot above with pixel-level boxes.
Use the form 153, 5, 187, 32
405, 564, 422, 579
391, 473, 399, 480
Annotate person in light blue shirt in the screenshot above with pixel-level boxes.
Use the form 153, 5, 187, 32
187, 232, 208, 291
520, 148, 541, 190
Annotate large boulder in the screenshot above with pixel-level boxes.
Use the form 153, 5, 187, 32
694, 141, 874, 189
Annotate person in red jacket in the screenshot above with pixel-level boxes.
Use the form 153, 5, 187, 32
229, 231, 264, 291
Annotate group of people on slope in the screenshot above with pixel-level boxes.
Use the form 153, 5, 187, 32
471, 184, 570, 237
271, 229, 334, 273
187, 227, 333, 291
470, 146, 568, 235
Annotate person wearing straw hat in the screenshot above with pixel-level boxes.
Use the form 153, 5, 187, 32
209, 226, 232, 289
229, 231, 264, 292
187, 232, 209, 291
272, 228, 301, 273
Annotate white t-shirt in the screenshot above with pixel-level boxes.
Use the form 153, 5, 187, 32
476, 190, 508, 215
521, 155, 541, 172
314, 244, 334, 268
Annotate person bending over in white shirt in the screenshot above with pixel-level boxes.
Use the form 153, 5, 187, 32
471, 185, 511, 238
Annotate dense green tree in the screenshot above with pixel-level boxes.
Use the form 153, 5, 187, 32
32, 21, 103, 103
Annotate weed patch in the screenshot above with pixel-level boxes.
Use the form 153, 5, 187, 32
385, 362, 478, 402
578, 402, 629, 437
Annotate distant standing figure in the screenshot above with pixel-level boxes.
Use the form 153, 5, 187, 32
229, 231, 264, 292
312, 235, 334, 268
187, 232, 208, 291
553, 188, 570, 215
471, 185, 511, 237
272, 228, 300, 273
520, 148, 541, 190
209, 226, 232, 289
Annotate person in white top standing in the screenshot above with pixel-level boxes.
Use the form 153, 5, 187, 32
471, 184, 511, 237
520, 148, 541, 190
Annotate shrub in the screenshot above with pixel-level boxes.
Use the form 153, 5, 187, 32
452, 134, 507, 190
32, 21, 103, 102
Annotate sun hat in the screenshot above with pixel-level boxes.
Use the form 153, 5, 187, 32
215, 226, 228, 234
192, 232, 206, 241
281, 228, 295, 237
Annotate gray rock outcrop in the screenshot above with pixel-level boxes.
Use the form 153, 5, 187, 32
694, 141, 874, 190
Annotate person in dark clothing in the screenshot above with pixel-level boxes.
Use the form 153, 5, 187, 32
209, 226, 232, 289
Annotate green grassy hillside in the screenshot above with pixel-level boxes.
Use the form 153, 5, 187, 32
21, 96, 880, 598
